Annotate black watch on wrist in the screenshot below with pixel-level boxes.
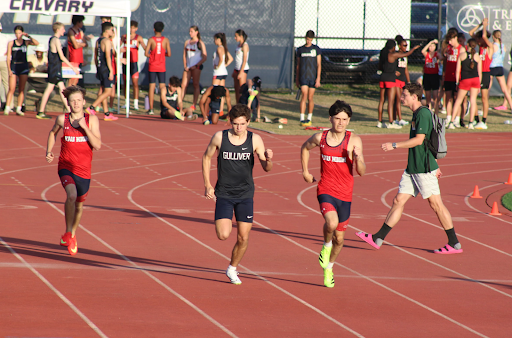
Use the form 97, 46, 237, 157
392, 142, 397, 149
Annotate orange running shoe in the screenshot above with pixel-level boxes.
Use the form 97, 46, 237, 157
60, 232, 72, 247
104, 114, 118, 121
68, 235, 78, 256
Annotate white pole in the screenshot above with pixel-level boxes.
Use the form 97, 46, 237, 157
126, 10, 131, 118
116, 17, 121, 116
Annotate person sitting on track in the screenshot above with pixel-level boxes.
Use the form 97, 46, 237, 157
202, 104, 273, 285
356, 83, 463, 255
45, 85, 101, 256
160, 76, 197, 121
301, 100, 366, 288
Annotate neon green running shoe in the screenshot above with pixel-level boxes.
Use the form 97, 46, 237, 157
174, 111, 184, 121
324, 268, 334, 288
318, 245, 332, 268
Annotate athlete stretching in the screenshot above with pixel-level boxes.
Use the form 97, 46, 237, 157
301, 100, 366, 288
202, 104, 273, 284
46, 85, 101, 256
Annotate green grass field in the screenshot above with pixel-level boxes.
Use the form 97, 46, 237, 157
25, 83, 512, 136
502, 191, 512, 212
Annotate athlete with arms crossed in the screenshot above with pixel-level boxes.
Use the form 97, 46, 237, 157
301, 100, 366, 288
45, 85, 101, 256
202, 104, 273, 285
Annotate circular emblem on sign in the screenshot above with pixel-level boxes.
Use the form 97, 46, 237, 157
457, 5, 486, 33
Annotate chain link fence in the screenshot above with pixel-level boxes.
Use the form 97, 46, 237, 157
294, 0, 445, 83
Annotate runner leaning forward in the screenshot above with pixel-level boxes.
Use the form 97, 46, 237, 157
202, 104, 273, 285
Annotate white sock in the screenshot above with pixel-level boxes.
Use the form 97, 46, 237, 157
227, 264, 236, 271
4, 106, 9, 112
307, 113, 312, 121
326, 262, 334, 269
300, 113, 305, 121
134, 99, 138, 107
324, 241, 332, 247
454, 116, 460, 123
16, 106, 22, 112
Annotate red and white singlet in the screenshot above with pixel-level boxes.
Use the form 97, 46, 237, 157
479, 46, 491, 72
122, 34, 139, 63
444, 44, 462, 82
317, 130, 353, 202
58, 113, 93, 179
424, 51, 439, 74
68, 27, 84, 64
149, 36, 166, 72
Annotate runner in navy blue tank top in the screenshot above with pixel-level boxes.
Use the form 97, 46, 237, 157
202, 104, 273, 285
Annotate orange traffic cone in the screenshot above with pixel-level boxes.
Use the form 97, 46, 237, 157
505, 173, 512, 185
490, 202, 502, 216
470, 185, 482, 198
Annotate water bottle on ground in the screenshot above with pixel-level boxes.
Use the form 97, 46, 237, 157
144, 95, 149, 110
504, 120, 512, 124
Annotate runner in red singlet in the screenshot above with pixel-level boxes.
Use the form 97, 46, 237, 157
121, 21, 146, 111
301, 100, 366, 288
470, 18, 493, 129
45, 85, 101, 256
144, 21, 171, 115
67, 15, 89, 86
421, 39, 440, 114
442, 30, 462, 125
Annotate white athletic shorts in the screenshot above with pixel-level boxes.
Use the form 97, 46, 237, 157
398, 169, 440, 199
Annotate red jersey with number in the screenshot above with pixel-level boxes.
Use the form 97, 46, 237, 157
317, 130, 353, 202
444, 45, 462, 82
479, 46, 491, 72
424, 51, 439, 74
68, 27, 84, 63
122, 34, 139, 63
149, 36, 166, 72
58, 113, 93, 179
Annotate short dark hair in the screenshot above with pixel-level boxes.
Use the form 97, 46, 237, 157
168, 76, 181, 87
229, 104, 251, 122
72, 15, 85, 25
403, 83, 423, 101
457, 32, 466, 40
154, 21, 164, 33
210, 86, 226, 101
14, 25, 24, 32
329, 100, 352, 117
395, 34, 404, 44
306, 30, 315, 39
252, 76, 262, 88
102, 22, 114, 33
62, 85, 86, 100
131, 20, 138, 28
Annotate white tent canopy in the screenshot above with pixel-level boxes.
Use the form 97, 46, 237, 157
1, 0, 132, 117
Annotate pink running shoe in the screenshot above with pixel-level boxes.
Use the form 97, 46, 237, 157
86, 107, 97, 115
356, 231, 381, 249
104, 114, 118, 121
434, 244, 463, 254
494, 105, 507, 110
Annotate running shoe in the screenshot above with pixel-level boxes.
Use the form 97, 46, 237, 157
385, 122, 402, 129
323, 268, 334, 288
475, 121, 487, 130
318, 245, 332, 269
36, 113, 52, 120
454, 121, 461, 128
468, 123, 474, 130
133, 103, 139, 111
104, 114, 119, 121
146, 109, 154, 115
86, 107, 96, 116
377, 121, 383, 128
187, 113, 198, 121
16, 108, 24, 116
203, 120, 211, 125
60, 232, 72, 247
226, 268, 242, 285
398, 119, 409, 126
190, 105, 196, 111
447, 122, 456, 129
174, 111, 185, 121
494, 105, 507, 110
68, 235, 78, 256
440, 107, 446, 114
300, 120, 312, 127
433, 243, 463, 254
3, 107, 12, 115
356, 231, 382, 249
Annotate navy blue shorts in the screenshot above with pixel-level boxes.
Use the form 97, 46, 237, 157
149, 71, 165, 84
122, 62, 139, 76
215, 197, 253, 223
213, 75, 227, 80
317, 194, 351, 231
97, 71, 114, 88
11, 63, 29, 76
490, 67, 504, 77
58, 169, 91, 202
300, 78, 317, 88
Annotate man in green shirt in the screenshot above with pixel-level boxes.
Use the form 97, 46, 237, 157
356, 83, 462, 254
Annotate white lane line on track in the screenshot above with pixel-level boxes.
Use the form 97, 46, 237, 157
128, 172, 365, 338
464, 183, 512, 226
11, 176, 34, 193
296, 185, 489, 337
41, 182, 238, 338
0, 236, 108, 338
0, 122, 46, 149
93, 179, 119, 195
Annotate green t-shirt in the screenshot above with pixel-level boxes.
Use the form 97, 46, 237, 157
406, 107, 438, 174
